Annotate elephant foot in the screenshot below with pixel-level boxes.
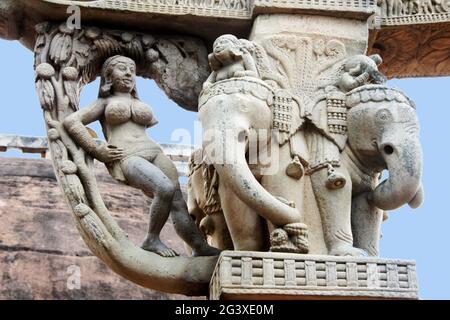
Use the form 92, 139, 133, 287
286, 156, 304, 180
326, 164, 346, 190
141, 236, 179, 258
329, 245, 367, 257
270, 223, 309, 254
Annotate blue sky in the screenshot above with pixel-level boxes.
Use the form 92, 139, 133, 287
1, 39, 449, 299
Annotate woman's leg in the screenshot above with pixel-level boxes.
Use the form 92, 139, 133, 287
153, 153, 221, 256
121, 156, 178, 257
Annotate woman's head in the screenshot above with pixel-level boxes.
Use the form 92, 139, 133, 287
99, 55, 138, 98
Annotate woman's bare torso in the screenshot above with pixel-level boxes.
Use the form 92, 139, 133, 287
103, 96, 161, 153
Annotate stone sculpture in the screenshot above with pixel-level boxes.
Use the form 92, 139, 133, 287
63, 55, 219, 257
198, 35, 309, 254
21, 1, 426, 299
191, 33, 424, 258
33, 22, 223, 296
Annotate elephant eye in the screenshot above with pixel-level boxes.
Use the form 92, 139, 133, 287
375, 109, 393, 123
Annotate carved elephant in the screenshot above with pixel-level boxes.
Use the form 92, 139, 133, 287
311, 84, 424, 256
198, 76, 308, 253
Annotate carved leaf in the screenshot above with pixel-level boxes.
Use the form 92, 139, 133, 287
36, 79, 55, 111
49, 33, 73, 65
72, 38, 94, 69
127, 38, 144, 64
420, 49, 450, 74
64, 80, 80, 111
94, 35, 121, 61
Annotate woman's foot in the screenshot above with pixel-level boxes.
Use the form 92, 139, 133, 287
141, 236, 178, 257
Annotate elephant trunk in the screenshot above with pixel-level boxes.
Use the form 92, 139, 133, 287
199, 91, 301, 227
370, 136, 423, 211
211, 139, 301, 227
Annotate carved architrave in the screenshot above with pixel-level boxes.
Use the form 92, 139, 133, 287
34, 22, 218, 296
42, 0, 252, 19
379, 0, 450, 26
369, 24, 450, 78
4, 0, 450, 79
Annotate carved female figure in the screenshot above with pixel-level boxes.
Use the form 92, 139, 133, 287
64, 55, 219, 257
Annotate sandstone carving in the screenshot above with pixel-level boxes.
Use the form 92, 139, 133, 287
63, 55, 219, 257
210, 251, 419, 300
198, 35, 309, 254
18, 0, 426, 300
370, 25, 450, 78
33, 23, 222, 296
191, 31, 423, 259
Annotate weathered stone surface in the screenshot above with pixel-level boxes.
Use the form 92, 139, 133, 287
0, 0, 426, 299
0, 252, 188, 300
2, 0, 450, 78
210, 251, 419, 300
0, 134, 195, 177
191, 15, 423, 260
369, 25, 450, 78
0, 157, 197, 299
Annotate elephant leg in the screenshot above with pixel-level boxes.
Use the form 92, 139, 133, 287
200, 213, 234, 250
186, 182, 205, 229
351, 192, 383, 256
219, 183, 268, 251
260, 141, 309, 253
260, 143, 304, 215
310, 166, 366, 256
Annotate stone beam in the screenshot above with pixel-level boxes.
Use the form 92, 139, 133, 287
2, 0, 450, 78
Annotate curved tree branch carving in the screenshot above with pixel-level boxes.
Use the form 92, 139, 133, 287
34, 22, 216, 296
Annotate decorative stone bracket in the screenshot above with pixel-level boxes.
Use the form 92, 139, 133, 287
33, 22, 218, 296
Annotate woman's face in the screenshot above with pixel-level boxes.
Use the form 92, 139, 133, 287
110, 60, 136, 93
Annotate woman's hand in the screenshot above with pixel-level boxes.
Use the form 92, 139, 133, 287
94, 143, 124, 163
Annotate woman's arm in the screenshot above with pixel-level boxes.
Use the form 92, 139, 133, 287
63, 99, 123, 162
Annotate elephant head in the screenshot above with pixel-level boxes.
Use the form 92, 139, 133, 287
346, 85, 424, 211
